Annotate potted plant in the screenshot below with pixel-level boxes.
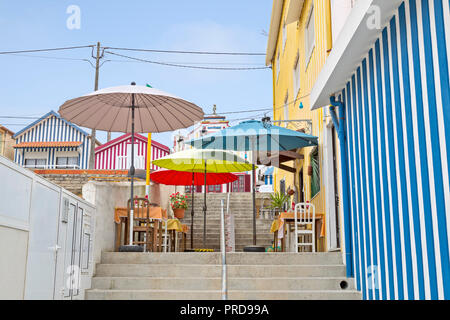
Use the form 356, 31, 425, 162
269, 191, 290, 216
170, 192, 188, 219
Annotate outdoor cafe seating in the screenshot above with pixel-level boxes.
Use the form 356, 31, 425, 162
270, 202, 325, 252
114, 197, 189, 252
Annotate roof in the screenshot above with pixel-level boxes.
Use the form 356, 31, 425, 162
13, 141, 83, 148
12, 110, 90, 139
95, 133, 170, 153
265, 0, 284, 66
0, 125, 14, 136
310, 0, 402, 109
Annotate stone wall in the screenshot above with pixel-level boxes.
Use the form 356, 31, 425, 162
33, 169, 130, 196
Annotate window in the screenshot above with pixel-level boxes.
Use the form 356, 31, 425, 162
282, 23, 287, 51
283, 94, 289, 127
293, 54, 300, 97
310, 147, 320, 198
276, 51, 280, 81
25, 158, 46, 168
56, 156, 78, 168
305, 5, 315, 66
207, 184, 221, 193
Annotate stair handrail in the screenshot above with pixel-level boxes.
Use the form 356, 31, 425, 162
220, 198, 228, 300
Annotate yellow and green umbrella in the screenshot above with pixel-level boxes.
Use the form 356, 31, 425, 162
153, 149, 253, 247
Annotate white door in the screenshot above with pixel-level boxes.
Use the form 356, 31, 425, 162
54, 198, 83, 299
24, 182, 60, 299
126, 143, 139, 168
324, 123, 340, 251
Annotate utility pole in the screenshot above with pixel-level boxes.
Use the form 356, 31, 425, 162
89, 42, 102, 169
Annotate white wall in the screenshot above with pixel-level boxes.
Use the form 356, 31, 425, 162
331, 0, 355, 44
0, 155, 96, 300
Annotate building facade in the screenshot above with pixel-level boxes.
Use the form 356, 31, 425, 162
310, 0, 450, 300
94, 133, 170, 171
266, 0, 344, 251
0, 125, 15, 161
13, 111, 99, 170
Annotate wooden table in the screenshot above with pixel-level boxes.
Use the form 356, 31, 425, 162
164, 219, 189, 252
114, 207, 168, 252
271, 212, 324, 252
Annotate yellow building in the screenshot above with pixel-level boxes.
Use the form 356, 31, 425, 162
266, 0, 342, 251
0, 125, 15, 161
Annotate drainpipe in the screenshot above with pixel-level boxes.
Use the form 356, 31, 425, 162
329, 95, 353, 278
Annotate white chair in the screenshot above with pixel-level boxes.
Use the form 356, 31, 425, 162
294, 202, 316, 252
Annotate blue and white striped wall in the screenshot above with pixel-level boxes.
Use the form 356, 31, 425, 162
13, 111, 92, 169
338, 0, 449, 300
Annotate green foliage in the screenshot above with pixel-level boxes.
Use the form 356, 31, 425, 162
269, 191, 290, 209
170, 192, 188, 209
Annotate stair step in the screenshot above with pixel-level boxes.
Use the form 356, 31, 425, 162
100, 252, 344, 265
85, 289, 361, 300
95, 264, 346, 278
91, 276, 355, 291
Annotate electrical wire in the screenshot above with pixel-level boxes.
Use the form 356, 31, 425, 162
0, 45, 95, 55
105, 51, 270, 71
103, 46, 265, 56
2, 53, 92, 62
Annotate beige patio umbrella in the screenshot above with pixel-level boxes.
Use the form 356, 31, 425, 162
58, 82, 204, 249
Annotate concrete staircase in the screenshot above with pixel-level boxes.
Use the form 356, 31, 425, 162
85, 252, 361, 300
181, 193, 274, 251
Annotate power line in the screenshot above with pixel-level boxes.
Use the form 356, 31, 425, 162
0, 45, 95, 55
107, 59, 266, 66
103, 46, 265, 56
3, 53, 92, 62
104, 51, 270, 71
204, 108, 272, 116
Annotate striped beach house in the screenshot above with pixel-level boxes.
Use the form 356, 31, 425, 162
310, 0, 449, 299
94, 133, 170, 171
13, 110, 99, 169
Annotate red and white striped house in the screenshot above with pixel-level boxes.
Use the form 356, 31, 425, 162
94, 133, 169, 171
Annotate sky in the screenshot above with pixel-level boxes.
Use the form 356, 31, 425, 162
0, 1, 274, 148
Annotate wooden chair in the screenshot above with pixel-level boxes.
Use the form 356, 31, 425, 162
294, 202, 316, 252
127, 197, 155, 251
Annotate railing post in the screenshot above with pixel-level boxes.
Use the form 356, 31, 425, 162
220, 199, 227, 300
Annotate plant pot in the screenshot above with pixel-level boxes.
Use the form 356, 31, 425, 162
173, 208, 185, 219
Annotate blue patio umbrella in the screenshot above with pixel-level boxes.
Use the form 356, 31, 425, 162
186, 119, 318, 247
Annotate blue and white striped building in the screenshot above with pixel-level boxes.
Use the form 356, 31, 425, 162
13, 110, 98, 169
311, 0, 449, 299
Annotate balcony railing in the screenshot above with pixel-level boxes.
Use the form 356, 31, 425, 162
115, 156, 145, 170
23, 164, 81, 170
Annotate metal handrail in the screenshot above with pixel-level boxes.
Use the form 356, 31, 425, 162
220, 198, 228, 300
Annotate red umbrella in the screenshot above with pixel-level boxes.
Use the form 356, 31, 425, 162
151, 170, 238, 186
150, 169, 238, 249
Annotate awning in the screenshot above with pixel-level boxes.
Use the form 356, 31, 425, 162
256, 150, 304, 173
13, 141, 83, 148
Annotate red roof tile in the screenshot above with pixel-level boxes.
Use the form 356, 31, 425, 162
13, 141, 82, 148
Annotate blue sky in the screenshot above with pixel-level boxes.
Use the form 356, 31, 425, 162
0, 1, 273, 147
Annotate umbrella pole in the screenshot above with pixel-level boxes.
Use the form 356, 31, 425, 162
251, 137, 257, 246
191, 172, 194, 249
252, 163, 257, 245
129, 91, 136, 246
203, 162, 207, 248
